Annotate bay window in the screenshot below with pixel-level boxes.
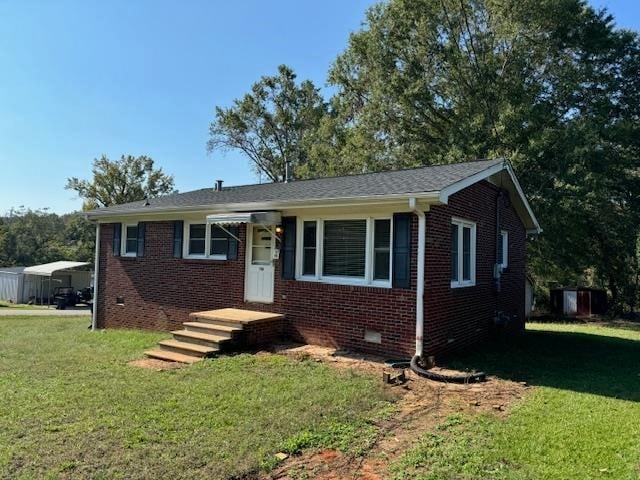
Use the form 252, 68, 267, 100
297, 217, 392, 286
451, 218, 476, 288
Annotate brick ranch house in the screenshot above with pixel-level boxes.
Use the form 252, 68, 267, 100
87, 159, 541, 361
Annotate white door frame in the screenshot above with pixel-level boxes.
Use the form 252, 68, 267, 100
244, 224, 276, 303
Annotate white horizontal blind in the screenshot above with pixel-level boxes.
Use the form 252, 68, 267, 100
322, 220, 366, 277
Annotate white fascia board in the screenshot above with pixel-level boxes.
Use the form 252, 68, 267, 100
438, 160, 507, 204
439, 159, 542, 234
86, 191, 441, 222
504, 163, 542, 234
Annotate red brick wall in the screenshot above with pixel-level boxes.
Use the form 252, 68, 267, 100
97, 181, 525, 358
97, 217, 418, 357
423, 181, 526, 356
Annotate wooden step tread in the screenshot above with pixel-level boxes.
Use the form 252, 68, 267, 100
159, 339, 218, 354
190, 308, 284, 324
144, 349, 202, 364
171, 330, 229, 343
183, 321, 241, 333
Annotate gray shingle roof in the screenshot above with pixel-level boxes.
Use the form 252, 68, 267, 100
90, 159, 504, 216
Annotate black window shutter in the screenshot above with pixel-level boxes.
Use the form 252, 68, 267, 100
112, 223, 121, 256
136, 222, 146, 257
227, 225, 239, 260
392, 213, 412, 289
281, 216, 296, 279
173, 221, 184, 258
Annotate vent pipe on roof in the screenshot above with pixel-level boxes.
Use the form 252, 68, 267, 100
215, 179, 223, 191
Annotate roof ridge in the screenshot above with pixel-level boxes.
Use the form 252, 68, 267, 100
216, 158, 502, 191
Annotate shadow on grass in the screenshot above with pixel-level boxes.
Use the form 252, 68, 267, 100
445, 328, 640, 402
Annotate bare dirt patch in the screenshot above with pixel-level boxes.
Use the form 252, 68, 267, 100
127, 358, 184, 371
264, 343, 530, 480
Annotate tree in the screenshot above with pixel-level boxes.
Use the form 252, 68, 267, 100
0, 209, 95, 267
327, 0, 640, 312
66, 155, 176, 210
208, 65, 329, 182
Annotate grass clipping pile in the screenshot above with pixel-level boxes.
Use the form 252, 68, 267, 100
266, 344, 530, 480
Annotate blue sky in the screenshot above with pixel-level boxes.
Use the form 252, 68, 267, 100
0, 0, 637, 214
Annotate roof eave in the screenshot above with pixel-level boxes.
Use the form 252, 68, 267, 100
85, 191, 442, 221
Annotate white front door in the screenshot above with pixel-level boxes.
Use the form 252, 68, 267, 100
245, 225, 275, 303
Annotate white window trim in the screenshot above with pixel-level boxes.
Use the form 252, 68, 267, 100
500, 230, 508, 269
183, 221, 227, 260
121, 223, 138, 257
295, 215, 393, 288
450, 217, 476, 288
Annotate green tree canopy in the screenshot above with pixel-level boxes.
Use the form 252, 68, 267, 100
66, 155, 176, 210
326, 0, 640, 311
208, 65, 329, 182
0, 208, 94, 267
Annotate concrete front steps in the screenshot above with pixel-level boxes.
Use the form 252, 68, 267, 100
144, 308, 284, 364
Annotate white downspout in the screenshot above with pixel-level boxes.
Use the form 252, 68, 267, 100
91, 223, 101, 331
409, 198, 426, 358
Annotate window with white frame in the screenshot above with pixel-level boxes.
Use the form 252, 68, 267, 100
122, 223, 138, 257
499, 230, 508, 269
297, 217, 392, 286
451, 218, 476, 287
184, 222, 229, 259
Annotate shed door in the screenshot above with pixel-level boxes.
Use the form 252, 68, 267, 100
245, 225, 275, 303
577, 290, 591, 316
563, 290, 578, 316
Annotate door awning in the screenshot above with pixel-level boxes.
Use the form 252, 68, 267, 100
23, 261, 90, 277
206, 211, 282, 225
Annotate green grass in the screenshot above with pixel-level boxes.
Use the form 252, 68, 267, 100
0, 316, 394, 479
392, 322, 640, 480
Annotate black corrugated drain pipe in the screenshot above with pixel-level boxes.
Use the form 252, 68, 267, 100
386, 357, 487, 384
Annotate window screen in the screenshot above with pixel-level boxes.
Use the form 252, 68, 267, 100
462, 226, 471, 281
322, 220, 366, 277
210, 225, 229, 256
451, 223, 459, 281
302, 221, 317, 275
125, 225, 138, 254
500, 231, 508, 267
189, 224, 206, 255
373, 219, 391, 280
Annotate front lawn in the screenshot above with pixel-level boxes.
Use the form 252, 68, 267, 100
392, 322, 640, 479
0, 316, 393, 479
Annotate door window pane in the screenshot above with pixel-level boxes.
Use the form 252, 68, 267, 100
373, 219, 391, 280
451, 224, 459, 281
322, 220, 366, 277
302, 221, 316, 275
251, 227, 271, 265
189, 224, 206, 255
